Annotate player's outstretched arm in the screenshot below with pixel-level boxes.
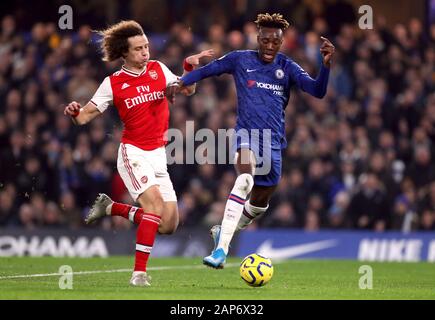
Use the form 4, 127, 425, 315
292, 37, 335, 98
166, 49, 215, 102
320, 36, 335, 68
166, 50, 235, 103
64, 101, 102, 125
166, 51, 237, 103
179, 49, 214, 96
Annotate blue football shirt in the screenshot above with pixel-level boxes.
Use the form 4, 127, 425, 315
181, 50, 329, 149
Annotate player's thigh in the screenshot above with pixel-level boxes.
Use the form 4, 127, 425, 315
155, 173, 179, 233
234, 147, 256, 175
117, 143, 161, 203
147, 147, 179, 230
250, 147, 281, 206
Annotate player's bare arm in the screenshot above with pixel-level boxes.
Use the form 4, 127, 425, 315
63, 101, 102, 125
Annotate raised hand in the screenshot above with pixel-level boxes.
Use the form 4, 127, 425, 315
320, 36, 335, 68
185, 49, 215, 66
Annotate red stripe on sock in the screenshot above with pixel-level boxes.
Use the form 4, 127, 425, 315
110, 202, 131, 219
242, 207, 254, 219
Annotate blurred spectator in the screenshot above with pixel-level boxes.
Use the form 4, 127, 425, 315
42, 201, 64, 227
262, 201, 298, 228
391, 178, 418, 231
419, 210, 435, 231
18, 203, 38, 230
328, 191, 350, 228
304, 210, 321, 232
405, 145, 435, 189
59, 191, 82, 229
347, 172, 389, 231
0, 184, 15, 225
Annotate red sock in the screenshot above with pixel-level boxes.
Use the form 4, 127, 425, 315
111, 202, 145, 225
135, 213, 161, 272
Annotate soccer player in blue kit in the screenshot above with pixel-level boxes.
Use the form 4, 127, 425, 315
168, 13, 335, 268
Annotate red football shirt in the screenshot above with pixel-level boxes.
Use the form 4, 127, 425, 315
90, 60, 178, 151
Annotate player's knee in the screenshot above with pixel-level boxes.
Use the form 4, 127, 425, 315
234, 173, 254, 193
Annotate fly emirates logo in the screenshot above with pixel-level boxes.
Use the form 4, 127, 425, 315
125, 85, 165, 109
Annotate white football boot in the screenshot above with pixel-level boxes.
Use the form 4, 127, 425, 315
130, 271, 152, 287
85, 193, 113, 224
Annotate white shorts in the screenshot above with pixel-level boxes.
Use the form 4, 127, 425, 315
117, 143, 177, 202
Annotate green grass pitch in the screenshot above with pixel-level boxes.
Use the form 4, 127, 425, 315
0, 257, 434, 299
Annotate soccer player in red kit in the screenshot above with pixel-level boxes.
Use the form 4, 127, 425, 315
63, 21, 213, 286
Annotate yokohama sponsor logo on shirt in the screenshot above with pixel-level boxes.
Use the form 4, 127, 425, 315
255, 82, 284, 91
247, 80, 284, 92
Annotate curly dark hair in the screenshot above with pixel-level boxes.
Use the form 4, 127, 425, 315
254, 13, 290, 30
97, 20, 144, 62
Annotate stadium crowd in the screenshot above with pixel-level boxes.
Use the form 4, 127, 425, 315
0, 1, 434, 232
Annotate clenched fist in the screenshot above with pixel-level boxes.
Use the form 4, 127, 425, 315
64, 101, 81, 117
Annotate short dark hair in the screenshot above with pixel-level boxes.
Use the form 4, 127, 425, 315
96, 20, 144, 62
255, 13, 290, 30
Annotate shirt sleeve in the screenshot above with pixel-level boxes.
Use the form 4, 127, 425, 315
90, 76, 113, 113
180, 51, 237, 86
157, 61, 179, 86
288, 60, 330, 98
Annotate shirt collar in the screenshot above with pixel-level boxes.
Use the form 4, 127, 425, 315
121, 65, 147, 77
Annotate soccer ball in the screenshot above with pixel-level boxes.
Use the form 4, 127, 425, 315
240, 253, 273, 287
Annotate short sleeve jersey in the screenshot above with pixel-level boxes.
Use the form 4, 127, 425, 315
90, 60, 178, 151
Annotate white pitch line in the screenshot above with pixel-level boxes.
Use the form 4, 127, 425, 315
0, 262, 240, 280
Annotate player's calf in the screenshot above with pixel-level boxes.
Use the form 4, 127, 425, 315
236, 200, 268, 231
214, 173, 254, 257
104, 197, 180, 235
158, 217, 178, 235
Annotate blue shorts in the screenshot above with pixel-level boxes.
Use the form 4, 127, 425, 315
231, 132, 282, 187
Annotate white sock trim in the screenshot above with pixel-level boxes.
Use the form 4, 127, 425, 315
245, 200, 268, 217
136, 244, 152, 253
128, 207, 139, 222
106, 203, 113, 216
236, 200, 268, 231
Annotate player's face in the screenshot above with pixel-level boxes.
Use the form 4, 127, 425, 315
257, 27, 283, 63
125, 35, 150, 68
